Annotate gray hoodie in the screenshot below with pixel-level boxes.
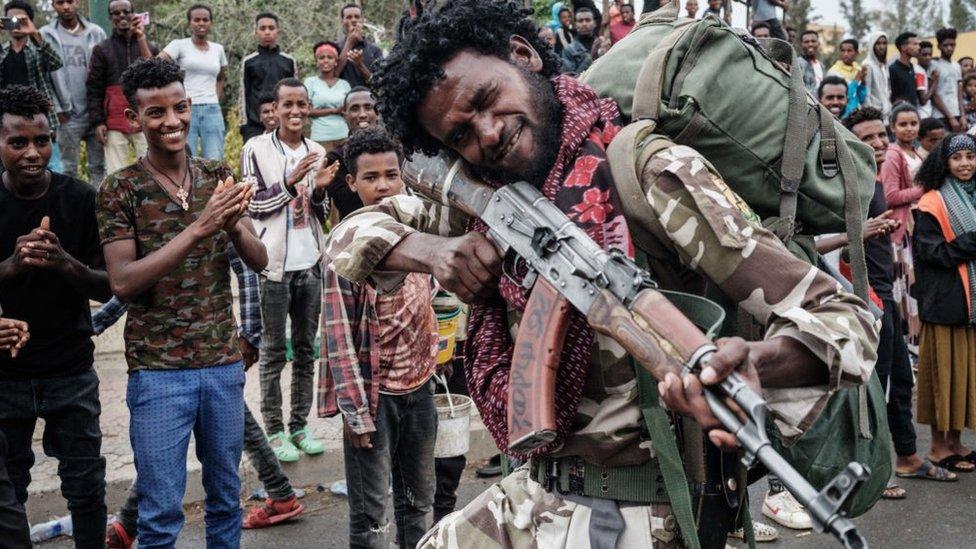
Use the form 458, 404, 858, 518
39, 16, 107, 117
861, 31, 891, 118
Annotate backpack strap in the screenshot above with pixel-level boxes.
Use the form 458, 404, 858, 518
607, 126, 672, 258
776, 60, 809, 244
820, 103, 870, 303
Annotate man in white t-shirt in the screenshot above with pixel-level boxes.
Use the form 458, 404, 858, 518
159, 4, 228, 159
241, 78, 339, 463
929, 27, 967, 132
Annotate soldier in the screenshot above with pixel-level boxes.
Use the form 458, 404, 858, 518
327, 1, 878, 547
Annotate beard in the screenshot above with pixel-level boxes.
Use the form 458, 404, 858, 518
473, 68, 563, 189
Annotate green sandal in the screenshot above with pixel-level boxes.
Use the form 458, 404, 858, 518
268, 432, 301, 462
291, 429, 325, 455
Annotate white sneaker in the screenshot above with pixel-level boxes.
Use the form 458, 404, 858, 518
728, 520, 780, 542
762, 490, 813, 530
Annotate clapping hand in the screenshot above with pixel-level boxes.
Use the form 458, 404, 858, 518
313, 160, 341, 191
862, 210, 899, 241
193, 178, 249, 238
0, 317, 29, 358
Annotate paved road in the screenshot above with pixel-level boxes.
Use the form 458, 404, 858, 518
39, 424, 976, 548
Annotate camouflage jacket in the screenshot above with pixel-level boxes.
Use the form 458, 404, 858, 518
326, 141, 879, 466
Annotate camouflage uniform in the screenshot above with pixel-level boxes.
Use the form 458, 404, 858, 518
96, 159, 241, 371
326, 142, 878, 547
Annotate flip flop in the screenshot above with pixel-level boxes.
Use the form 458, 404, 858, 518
881, 483, 906, 500
106, 520, 135, 549
895, 459, 958, 481
958, 451, 976, 465
934, 454, 975, 473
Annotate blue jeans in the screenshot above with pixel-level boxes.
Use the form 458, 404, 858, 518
187, 103, 226, 161
127, 362, 245, 548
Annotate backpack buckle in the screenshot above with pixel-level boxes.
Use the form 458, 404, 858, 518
820, 137, 839, 177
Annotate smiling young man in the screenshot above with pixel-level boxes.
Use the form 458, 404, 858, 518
238, 12, 296, 143
97, 58, 266, 547
818, 75, 849, 118
795, 29, 824, 94
241, 78, 338, 463
324, 86, 378, 220
86, 0, 158, 176
0, 85, 112, 549
40, 0, 107, 185
327, 1, 878, 546
319, 126, 438, 549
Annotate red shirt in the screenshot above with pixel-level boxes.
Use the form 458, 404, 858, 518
610, 20, 635, 44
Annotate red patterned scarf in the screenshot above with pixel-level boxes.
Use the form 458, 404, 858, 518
465, 75, 633, 458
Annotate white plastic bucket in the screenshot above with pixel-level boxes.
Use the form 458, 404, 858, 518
433, 375, 472, 458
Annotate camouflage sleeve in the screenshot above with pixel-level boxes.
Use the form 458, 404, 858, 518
326, 192, 470, 287
639, 144, 879, 441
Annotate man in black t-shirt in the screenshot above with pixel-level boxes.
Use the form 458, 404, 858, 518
335, 4, 384, 88
325, 86, 376, 220
889, 32, 922, 107
0, 85, 112, 548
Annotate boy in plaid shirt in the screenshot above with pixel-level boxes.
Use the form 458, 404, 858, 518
318, 127, 438, 549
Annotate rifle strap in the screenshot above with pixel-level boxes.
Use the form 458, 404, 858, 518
636, 365, 701, 549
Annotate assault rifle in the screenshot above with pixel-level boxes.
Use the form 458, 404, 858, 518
402, 153, 869, 549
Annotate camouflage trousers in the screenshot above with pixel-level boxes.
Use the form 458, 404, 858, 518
418, 465, 681, 548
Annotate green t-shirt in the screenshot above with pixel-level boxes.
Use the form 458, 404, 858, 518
96, 158, 241, 372
304, 75, 351, 142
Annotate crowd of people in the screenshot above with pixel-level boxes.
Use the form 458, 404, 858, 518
0, 0, 973, 548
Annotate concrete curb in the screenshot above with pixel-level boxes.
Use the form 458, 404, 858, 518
25, 403, 499, 524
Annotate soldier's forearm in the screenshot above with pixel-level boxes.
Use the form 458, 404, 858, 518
751, 337, 828, 388
380, 232, 439, 275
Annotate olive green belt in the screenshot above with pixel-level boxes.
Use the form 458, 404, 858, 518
529, 455, 671, 504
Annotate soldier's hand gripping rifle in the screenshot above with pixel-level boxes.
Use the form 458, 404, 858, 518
402, 153, 870, 549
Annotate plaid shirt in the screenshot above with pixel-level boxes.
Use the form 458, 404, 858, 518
317, 265, 378, 434
91, 245, 262, 347
317, 262, 437, 435
0, 39, 63, 132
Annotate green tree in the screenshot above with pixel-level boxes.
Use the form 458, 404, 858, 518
948, 0, 973, 32
839, 0, 870, 41
784, 0, 819, 36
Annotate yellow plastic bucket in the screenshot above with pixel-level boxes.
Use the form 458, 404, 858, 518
435, 306, 461, 365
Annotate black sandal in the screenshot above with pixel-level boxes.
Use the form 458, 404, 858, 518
934, 454, 975, 473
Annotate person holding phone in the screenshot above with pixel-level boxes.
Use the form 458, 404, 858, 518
86, 0, 158, 176
0, 1, 65, 173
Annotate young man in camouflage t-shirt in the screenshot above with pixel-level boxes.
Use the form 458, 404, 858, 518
96, 58, 266, 547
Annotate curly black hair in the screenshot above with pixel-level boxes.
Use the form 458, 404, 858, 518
372, 0, 562, 156
344, 126, 402, 178
916, 133, 975, 191
120, 58, 185, 111
842, 106, 883, 131
0, 85, 51, 124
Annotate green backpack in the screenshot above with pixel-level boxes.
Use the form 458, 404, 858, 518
587, 0, 892, 527
582, 0, 877, 299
